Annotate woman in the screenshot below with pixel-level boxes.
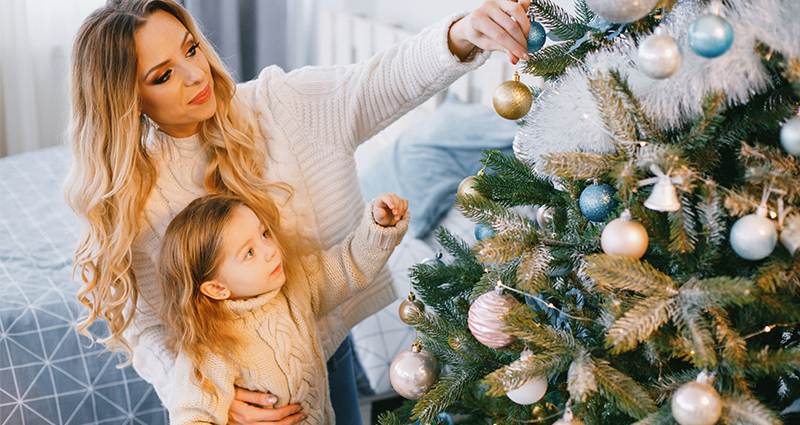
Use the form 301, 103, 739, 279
63, 0, 531, 423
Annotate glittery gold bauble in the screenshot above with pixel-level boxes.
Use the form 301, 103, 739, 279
492, 72, 532, 120
398, 293, 425, 324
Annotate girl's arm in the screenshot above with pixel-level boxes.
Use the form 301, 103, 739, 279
307, 194, 410, 318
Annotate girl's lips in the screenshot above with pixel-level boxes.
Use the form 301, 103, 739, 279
271, 263, 282, 276
188, 84, 212, 105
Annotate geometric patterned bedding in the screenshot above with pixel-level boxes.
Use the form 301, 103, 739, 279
0, 146, 168, 424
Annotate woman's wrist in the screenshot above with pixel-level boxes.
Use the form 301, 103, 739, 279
447, 18, 478, 61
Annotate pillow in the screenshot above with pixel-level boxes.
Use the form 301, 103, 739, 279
359, 94, 518, 238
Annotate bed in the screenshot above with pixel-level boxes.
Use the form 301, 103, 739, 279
0, 10, 539, 423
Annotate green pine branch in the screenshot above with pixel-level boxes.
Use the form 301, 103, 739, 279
529, 0, 590, 41
588, 71, 638, 145
478, 150, 565, 207
594, 359, 658, 419
515, 244, 553, 295
484, 348, 573, 397
721, 394, 783, 425
567, 347, 598, 403
606, 295, 677, 354
411, 366, 487, 424
678, 276, 756, 309
523, 41, 584, 81
667, 195, 698, 256
540, 151, 620, 180
744, 347, 800, 377
630, 403, 680, 425
673, 304, 718, 369
583, 254, 677, 295
707, 307, 748, 368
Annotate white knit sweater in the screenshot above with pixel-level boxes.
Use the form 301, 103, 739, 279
125, 12, 490, 407
169, 206, 409, 425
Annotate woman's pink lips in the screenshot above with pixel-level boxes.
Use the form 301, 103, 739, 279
271, 263, 282, 276
188, 84, 211, 105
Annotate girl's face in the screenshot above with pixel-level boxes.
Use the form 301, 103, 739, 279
214, 205, 286, 299
135, 10, 216, 138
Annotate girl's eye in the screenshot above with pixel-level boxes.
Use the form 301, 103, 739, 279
262, 229, 269, 240
153, 69, 172, 85
245, 248, 254, 259
187, 41, 200, 57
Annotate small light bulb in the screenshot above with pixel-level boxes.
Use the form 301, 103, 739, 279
765, 325, 772, 333
769, 211, 777, 219
547, 303, 555, 308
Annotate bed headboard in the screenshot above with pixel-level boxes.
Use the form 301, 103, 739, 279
316, 9, 542, 113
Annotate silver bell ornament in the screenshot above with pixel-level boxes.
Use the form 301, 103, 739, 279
637, 26, 682, 79
585, 0, 658, 24
398, 292, 425, 324
505, 349, 548, 405
730, 207, 777, 261
601, 209, 649, 259
468, 282, 520, 348
389, 342, 440, 400
671, 371, 722, 425
639, 164, 682, 212
780, 115, 800, 156
493, 71, 532, 120
780, 214, 800, 256
553, 406, 586, 425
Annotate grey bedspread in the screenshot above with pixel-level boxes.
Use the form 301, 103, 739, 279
0, 146, 167, 424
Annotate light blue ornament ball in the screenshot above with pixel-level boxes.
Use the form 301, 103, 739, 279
414, 412, 454, 425
729, 214, 777, 261
687, 14, 734, 58
781, 116, 800, 156
475, 223, 496, 241
579, 184, 619, 222
527, 20, 546, 53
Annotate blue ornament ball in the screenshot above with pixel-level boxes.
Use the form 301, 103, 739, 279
414, 413, 454, 425
579, 184, 619, 222
475, 223, 496, 241
527, 20, 546, 53
781, 116, 800, 156
730, 214, 777, 260
687, 14, 734, 58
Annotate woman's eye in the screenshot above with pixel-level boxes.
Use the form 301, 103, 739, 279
154, 69, 172, 84
245, 248, 254, 259
187, 42, 200, 57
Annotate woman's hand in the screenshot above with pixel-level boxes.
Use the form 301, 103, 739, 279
448, 0, 532, 64
228, 388, 306, 424
373, 193, 408, 227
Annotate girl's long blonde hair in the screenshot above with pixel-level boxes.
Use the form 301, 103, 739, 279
64, 0, 281, 361
157, 194, 308, 399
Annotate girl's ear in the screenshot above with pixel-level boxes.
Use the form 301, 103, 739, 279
200, 280, 231, 300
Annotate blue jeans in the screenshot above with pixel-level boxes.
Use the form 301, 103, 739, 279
327, 334, 362, 425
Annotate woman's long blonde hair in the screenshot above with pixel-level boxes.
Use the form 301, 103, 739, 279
157, 194, 307, 399
64, 0, 281, 361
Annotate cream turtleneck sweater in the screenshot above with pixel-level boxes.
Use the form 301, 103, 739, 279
169, 206, 409, 424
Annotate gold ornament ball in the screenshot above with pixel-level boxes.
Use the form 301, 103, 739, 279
398, 293, 425, 324
600, 211, 649, 259
458, 174, 481, 198
493, 80, 532, 120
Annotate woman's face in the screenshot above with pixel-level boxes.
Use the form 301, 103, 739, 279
135, 10, 216, 138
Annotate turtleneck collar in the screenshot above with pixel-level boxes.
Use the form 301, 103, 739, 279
221, 288, 284, 320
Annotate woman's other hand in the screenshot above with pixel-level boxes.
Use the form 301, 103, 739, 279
228, 387, 306, 424
373, 193, 408, 227
448, 0, 532, 64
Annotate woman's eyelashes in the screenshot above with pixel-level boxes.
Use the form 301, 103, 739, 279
151, 42, 200, 85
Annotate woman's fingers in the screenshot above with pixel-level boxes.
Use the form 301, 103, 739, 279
457, 0, 532, 63
234, 387, 278, 407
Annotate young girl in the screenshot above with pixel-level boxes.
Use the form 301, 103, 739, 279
158, 192, 409, 424
63, 0, 531, 422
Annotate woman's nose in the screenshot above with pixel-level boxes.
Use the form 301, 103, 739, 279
183, 62, 205, 86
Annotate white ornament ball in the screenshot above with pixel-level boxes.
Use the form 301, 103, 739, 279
506, 375, 548, 405
671, 381, 722, 425
729, 214, 777, 260
637, 31, 682, 79
553, 419, 586, 425
584, 0, 658, 24
601, 211, 649, 259
781, 116, 800, 156
389, 345, 440, 400
468, 289, 520, 348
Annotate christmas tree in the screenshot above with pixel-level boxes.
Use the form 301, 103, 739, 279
380, 0, 800, 424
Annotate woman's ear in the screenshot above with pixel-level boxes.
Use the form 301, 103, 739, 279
200, 280, 231, 300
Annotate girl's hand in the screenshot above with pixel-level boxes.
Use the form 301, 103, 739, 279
373, 193, 408, 227
448, 0, 532, 64
228, 387, 306, 424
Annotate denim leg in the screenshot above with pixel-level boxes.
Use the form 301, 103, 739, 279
327, 334, 363, 425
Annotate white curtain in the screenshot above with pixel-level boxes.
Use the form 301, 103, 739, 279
0, 0, 105, 158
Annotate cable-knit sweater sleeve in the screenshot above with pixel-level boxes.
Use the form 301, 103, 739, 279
254, 11, 490, 156
169, 350, 237, 424
309, 203, 409, 318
